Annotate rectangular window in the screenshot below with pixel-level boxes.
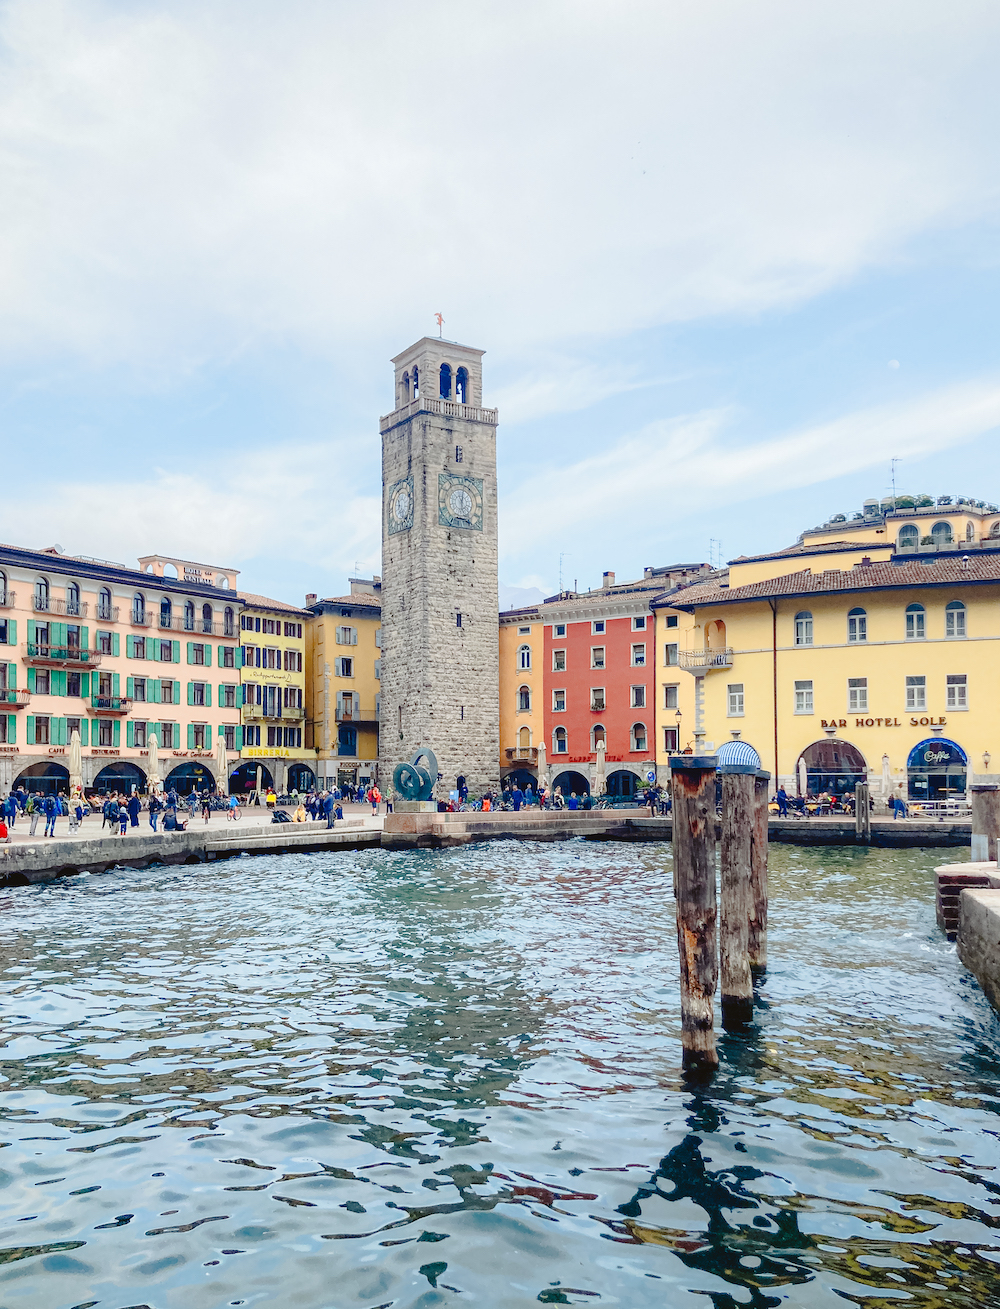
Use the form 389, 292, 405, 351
631, 644, 646, 666
906, 675, 927, 710
906, 608, 925, 640
455, 444, 463, 462
134, 720, 147, 747
794, 680, 814, 714
336, 626, 357, 645
664, 683, 679, 709
553, 689, 566, 712
632, 725, 647, 752
134, 636, 146, 659
65, 671, 80, 697
161, 680, 174, 704
192, 682, 206, 706
456, 613, 462, 628
224, 724, 236, 750
97, 630, 113, 654
592, 620, 605, 634
848, 677, 868, 711
947, 673, 968, 709
193, 724, 207, 749
336, 657, 353, 678
847, 612, 867, 643
633, 616, 646, 630
553, 649, 566, 672
591, 687, 605, 710
35, 669, 51, 695
160, 640, 173, 661
160, 722, 174, 749
794, 613, 813, 646
554, 624, 566, 637
727, 683, 744, 716
66, 716, 81, 739
663, 726, 678, 752
283, 622, 302, 638
665, 615, 678, 629
222, 646, 235, 668
518, 626, 531, 635
98, 672, 113, 697
222, 684, 236, 708
946, 606, 967, 638
591, 647, 605, 669
664, 643, 678, 666
0, 717, 7, 742
34, 716, 50, 744
133, 677, 146, 702
631, 685, 645, 708
192, 643, 205, 665
267, 725, 278, 747
98, 719, 113, 746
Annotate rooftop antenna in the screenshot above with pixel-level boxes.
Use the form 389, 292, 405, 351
559, 552, 567, 592
435, 312, 444, 339
890, 456, 900, 504
709, 537, 722, 569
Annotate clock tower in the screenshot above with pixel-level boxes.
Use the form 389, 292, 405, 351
379, 336, 500, 796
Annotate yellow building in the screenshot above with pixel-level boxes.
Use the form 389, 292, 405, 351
305, 579, 381, 791
654, 496, 1000, 803
236, 592, 314, 794
499, 608, 542, 789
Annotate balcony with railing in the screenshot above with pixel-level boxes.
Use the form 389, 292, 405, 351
504, 746, 539, 764
157, 616, 226, 635
24, 642, 102, 667
91, 694, 132, 715
95, 605, 120, 623
0, 591, 16, 609
33, 597, 89, 617
130, 609, 153, 627
242, 703, 306, 723
678, 647, 734, 674
335, 702, 379, 724
0, 689, 31, 708
380, 395, 499, 433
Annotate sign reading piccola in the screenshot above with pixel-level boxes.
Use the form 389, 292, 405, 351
821, 717, 948, 729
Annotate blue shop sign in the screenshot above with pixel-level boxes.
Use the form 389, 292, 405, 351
907, 738, 967, 770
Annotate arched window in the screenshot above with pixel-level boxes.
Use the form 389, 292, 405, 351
592, 724, 606, 751
66, 582, 81, 616
518, 685, 531, 711
202, 603, 213, 634
847, 607, 867, 643
439, 363, 452, 399
34, 577, 50, 611
456, 366, 469, 404
945, 599, 967, 638
97, 587, 112, 620
905, 602, 925, 640
990, 522, 1000, 539
553, 726, 567, 754
184, 600, 195, 631
794, 611, 813, 646
517, 644, 531, 670
160, 597, 172, 627
132, 592, 145, 624
224, 606, 235, 637
897, 524, 919, 550
401, 371, 410, 403
412, 366, 419, 399
931, 521, 953, 545
518, 726, 531, 749
966, 520, 976, 541
0, 570, 7, 604
631, 722, 648, 752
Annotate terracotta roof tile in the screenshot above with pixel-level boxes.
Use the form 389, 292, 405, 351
314, 593, 382, 609
237, 591, 312, 615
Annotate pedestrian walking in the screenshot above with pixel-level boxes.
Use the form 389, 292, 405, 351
511, 785, 523, 812
128, 792, 141, 828
27, 793, 41, 836
148, 794, 162, 831
323, 792, 336, 828
775, 786, 788, 817
201, 790, 212, 824
43, 792, 59, 838
70, 798, 84, 832
369, 785, 381, 815
5, 793, 16, 830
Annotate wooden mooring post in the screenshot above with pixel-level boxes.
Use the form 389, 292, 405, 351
855, 781, 871, 844
748, 770, 770, 976
970, 783, 1000, 863
671, 757, 719, 1072
720, 768, 754, 1029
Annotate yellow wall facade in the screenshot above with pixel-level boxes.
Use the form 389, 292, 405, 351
499, 613, 540, 781
306, 593, 381, 788
238, 596, 312, 789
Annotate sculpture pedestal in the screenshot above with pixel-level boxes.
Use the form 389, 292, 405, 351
393, 800, 438, 813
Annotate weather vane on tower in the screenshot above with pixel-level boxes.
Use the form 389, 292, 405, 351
435, 312, 444, 338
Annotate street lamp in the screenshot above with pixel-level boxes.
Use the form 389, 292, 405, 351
984, 750, 992, 772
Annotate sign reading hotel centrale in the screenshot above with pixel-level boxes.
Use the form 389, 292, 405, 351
821, 717, 948, 729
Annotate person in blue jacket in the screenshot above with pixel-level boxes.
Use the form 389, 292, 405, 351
43, 792, 58, 837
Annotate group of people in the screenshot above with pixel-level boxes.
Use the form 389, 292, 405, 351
0, 787, 77, 840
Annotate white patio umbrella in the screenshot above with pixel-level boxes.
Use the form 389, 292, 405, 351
68, 728, 83, 796
535, 741, 547, 792
147, 732, 160, 792
881, 753, 891, 799
255, 765, 263, 805
593, 740, 607, 796
216, 732, 228, 795
797, 756, 808, 798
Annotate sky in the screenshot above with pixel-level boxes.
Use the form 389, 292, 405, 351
2, 0, 999, 608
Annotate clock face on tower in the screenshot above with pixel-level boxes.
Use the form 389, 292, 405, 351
387, 476, 413, 534
438, 474, 484, 530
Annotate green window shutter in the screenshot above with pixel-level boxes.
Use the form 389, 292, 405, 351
7, 713, 15, 744
26, 714, 33, 743
236, 646, 243, 668
235, 725, 243, 749
149, 640, 159, 662
80, 625, 87, 650
126, 635, 133, 658
187, 723, 195, 749
172, 640, 180, 664
186, 642, 194, 664
127, 720, 134, 748
151, 679, 161, 704
218, 683, 223, 707
127, 676, 134, 698
112, 632, 120, 657
91, 718, 99, 744
8, 619, 15, 646
217, 645, 224, 665
112, 672, 120, 697
174, 680, 181, 702
7, 663, 15, 691
205, 645, 212, 667
27, 667, 35, 693
57, 670, 68, 696
205, 684, 212, 707
113, 719, 120, 747
187, 682, 194, 706
80, 719, 88, 746
81, 671, 90, 698
237, 686, 244, 707
58, 717, 67, 746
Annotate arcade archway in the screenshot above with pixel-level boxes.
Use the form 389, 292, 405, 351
287, 763, 316, 792
796, 739, 867, 797
907, 737, 967, 801
551, 770, 590, 798
606, 769, 640, 799
502, 769, 537, 793
14, 762, 69, 796
93, 762, 147, 795
229, 762, 274, 794
165, 762, 216, 796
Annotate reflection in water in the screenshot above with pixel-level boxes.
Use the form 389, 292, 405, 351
0, 843, 999, 1307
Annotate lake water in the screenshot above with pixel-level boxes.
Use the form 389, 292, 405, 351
1, 841, 999, 1308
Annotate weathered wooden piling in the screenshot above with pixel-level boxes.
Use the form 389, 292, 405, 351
670, 757, 719, 1072
855, 781, 871, 844
720, 769, 754, 1028
970, 783, 1000, 863
748, 771, 769, 974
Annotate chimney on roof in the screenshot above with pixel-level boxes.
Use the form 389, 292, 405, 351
305, 593, 317, 605
603, 571, 615, 588
961, 554, 970, 571
860, 556, 871, 566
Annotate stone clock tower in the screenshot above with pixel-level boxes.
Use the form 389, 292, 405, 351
379, 337, 500, 796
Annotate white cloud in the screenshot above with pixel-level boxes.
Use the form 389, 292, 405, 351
0, 0, 997, 376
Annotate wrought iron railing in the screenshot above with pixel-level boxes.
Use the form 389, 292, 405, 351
91, 695, 132, 714
24, 643, 101, 666
678, 647, 734, 671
